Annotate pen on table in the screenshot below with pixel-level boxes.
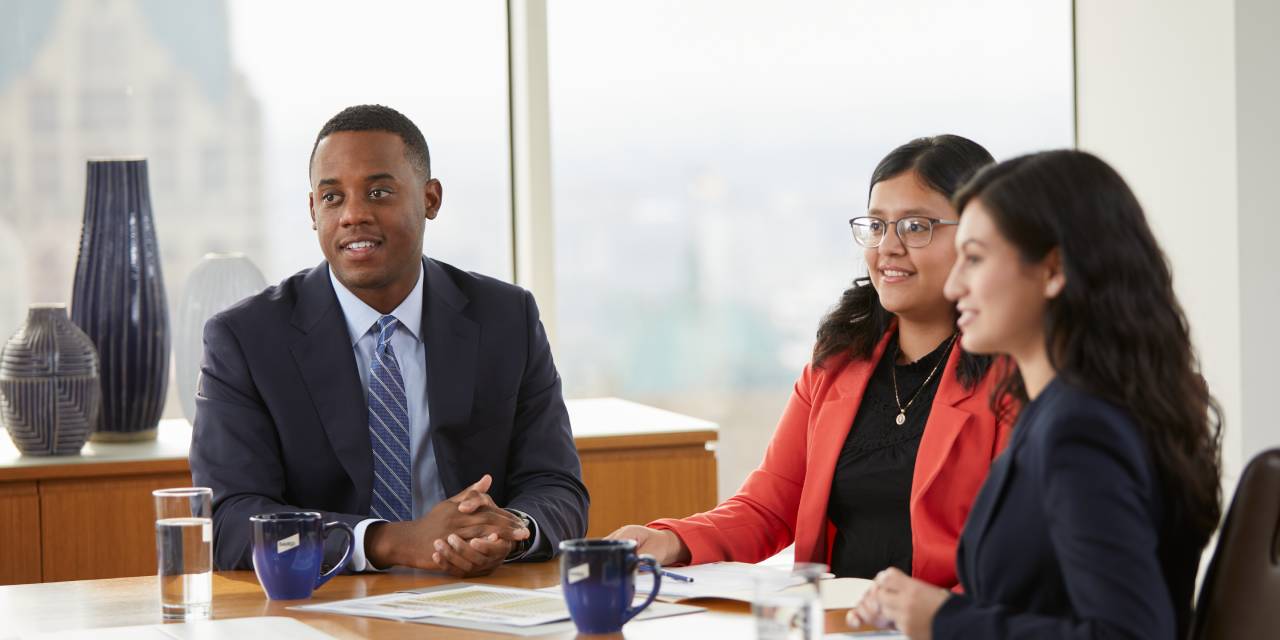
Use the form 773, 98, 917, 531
639, 566, 695, 583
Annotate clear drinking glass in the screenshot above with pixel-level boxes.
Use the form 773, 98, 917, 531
751, 562, 826, 640
153, 487, 213, 620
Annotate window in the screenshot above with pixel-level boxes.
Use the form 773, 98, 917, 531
547, 0, 1075, 496
77, 88, 130, 131
201, 144, 227, 193
151, 82, 179, 130
0, 147, 12, 198
27, 88, 57, 131
227, 0, 512, 284
1, 0, 1073, 459
0, 0, 512, 419
151, 147, 178, 192
29, 150, 60, 195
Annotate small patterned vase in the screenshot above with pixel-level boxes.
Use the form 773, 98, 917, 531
0, 304, 102, 456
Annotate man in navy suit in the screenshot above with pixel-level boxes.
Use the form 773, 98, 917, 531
190, 104, 588, 576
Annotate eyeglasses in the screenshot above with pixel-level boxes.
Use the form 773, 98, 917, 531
848, 215, 958, 249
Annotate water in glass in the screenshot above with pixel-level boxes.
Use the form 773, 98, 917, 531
153, 488, 213, 619
751, 563, 825, 640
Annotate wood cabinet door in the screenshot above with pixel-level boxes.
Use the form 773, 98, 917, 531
0, 481, 42, 584
579, 442, 717, 537
40, 472, 193, 582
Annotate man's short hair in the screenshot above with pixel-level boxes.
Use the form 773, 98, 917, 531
310, 104, 431, 180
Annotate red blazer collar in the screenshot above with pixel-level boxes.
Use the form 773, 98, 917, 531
811, 321, 978, 566
830, 320, 974, 409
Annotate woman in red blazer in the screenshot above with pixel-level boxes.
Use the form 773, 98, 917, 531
608, 135, 1011, 588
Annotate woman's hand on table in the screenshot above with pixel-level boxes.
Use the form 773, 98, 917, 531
848, 567, 950, 639
605, 525, 691, 566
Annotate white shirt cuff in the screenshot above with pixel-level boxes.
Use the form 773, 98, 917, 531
504, 508, 546, 561
351, 518, 389, 572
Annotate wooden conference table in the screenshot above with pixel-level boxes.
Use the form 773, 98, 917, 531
0, 560, 862, 638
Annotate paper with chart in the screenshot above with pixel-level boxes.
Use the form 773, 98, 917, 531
293, 584, 570, 627
632, 562, 781, 601
293, 582, 706, 636
630, 562, 872, 609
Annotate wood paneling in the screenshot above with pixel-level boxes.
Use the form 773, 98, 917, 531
39, 471, 192, 582
579, 441, 717, 537
0, 482, 42, 585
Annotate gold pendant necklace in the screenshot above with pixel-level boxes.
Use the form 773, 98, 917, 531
891, 333, 957, 427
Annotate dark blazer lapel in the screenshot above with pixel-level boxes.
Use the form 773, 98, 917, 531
960, 444, 1015, 596
289, 262, 372, 510
960, 425, 1023, 585
962, 362, 1038, 562
421, 257, 479, 495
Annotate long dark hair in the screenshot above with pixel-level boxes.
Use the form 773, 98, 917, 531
954, 149, 1223, 543
813, 134, 995, 388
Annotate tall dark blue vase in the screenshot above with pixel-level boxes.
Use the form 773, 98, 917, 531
71, 159, 170, 442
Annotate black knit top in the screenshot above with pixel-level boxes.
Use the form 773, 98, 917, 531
826, 334, 954, 578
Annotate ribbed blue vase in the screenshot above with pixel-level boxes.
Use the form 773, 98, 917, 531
0, 304, 101, 455
70, 158, 170, 442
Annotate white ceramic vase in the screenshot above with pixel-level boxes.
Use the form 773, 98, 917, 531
175, 253, 266, 424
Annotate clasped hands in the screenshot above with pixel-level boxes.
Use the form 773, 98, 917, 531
846, 567, 951, 639
365, 474, 530, 577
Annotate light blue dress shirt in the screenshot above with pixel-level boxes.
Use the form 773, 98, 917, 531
329, 264, 445, 570
329, 263, 543, 571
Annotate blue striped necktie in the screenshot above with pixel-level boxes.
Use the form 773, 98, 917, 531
368, 315, 413, 522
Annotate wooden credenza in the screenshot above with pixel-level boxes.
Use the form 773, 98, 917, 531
0, 397, 717, 585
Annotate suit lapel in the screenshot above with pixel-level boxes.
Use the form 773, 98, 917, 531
421, 258, 478, 495
801, 329, 895, 559
909, 340, 976, 508
289, 262, 372, 511
959, 376, 1032, 592
959, 434, 1017, 594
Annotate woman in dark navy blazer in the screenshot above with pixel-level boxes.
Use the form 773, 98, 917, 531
849, 150, 1223, 639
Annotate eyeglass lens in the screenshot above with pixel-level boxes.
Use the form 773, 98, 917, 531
851, 216, 935, 248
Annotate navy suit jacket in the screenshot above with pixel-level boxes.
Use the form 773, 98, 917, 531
190, 257, 589, 570
934, 379, 1200, 639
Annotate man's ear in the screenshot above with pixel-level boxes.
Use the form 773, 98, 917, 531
1043, 247, 1066, 299
308, 192, 317, 230
424, 178, 443, 221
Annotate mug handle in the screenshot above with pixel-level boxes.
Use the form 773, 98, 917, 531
622, 554, 662, 625
314, 521, 355, 589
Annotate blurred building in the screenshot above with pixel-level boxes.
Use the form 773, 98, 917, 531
0, 0, 263, 342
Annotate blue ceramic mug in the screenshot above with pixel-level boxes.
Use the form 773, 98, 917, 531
559, 538, 662, 634
250, 512, 354, 600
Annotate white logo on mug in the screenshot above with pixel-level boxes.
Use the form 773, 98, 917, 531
277, 533, 300, 555
568, 562, 590, 584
